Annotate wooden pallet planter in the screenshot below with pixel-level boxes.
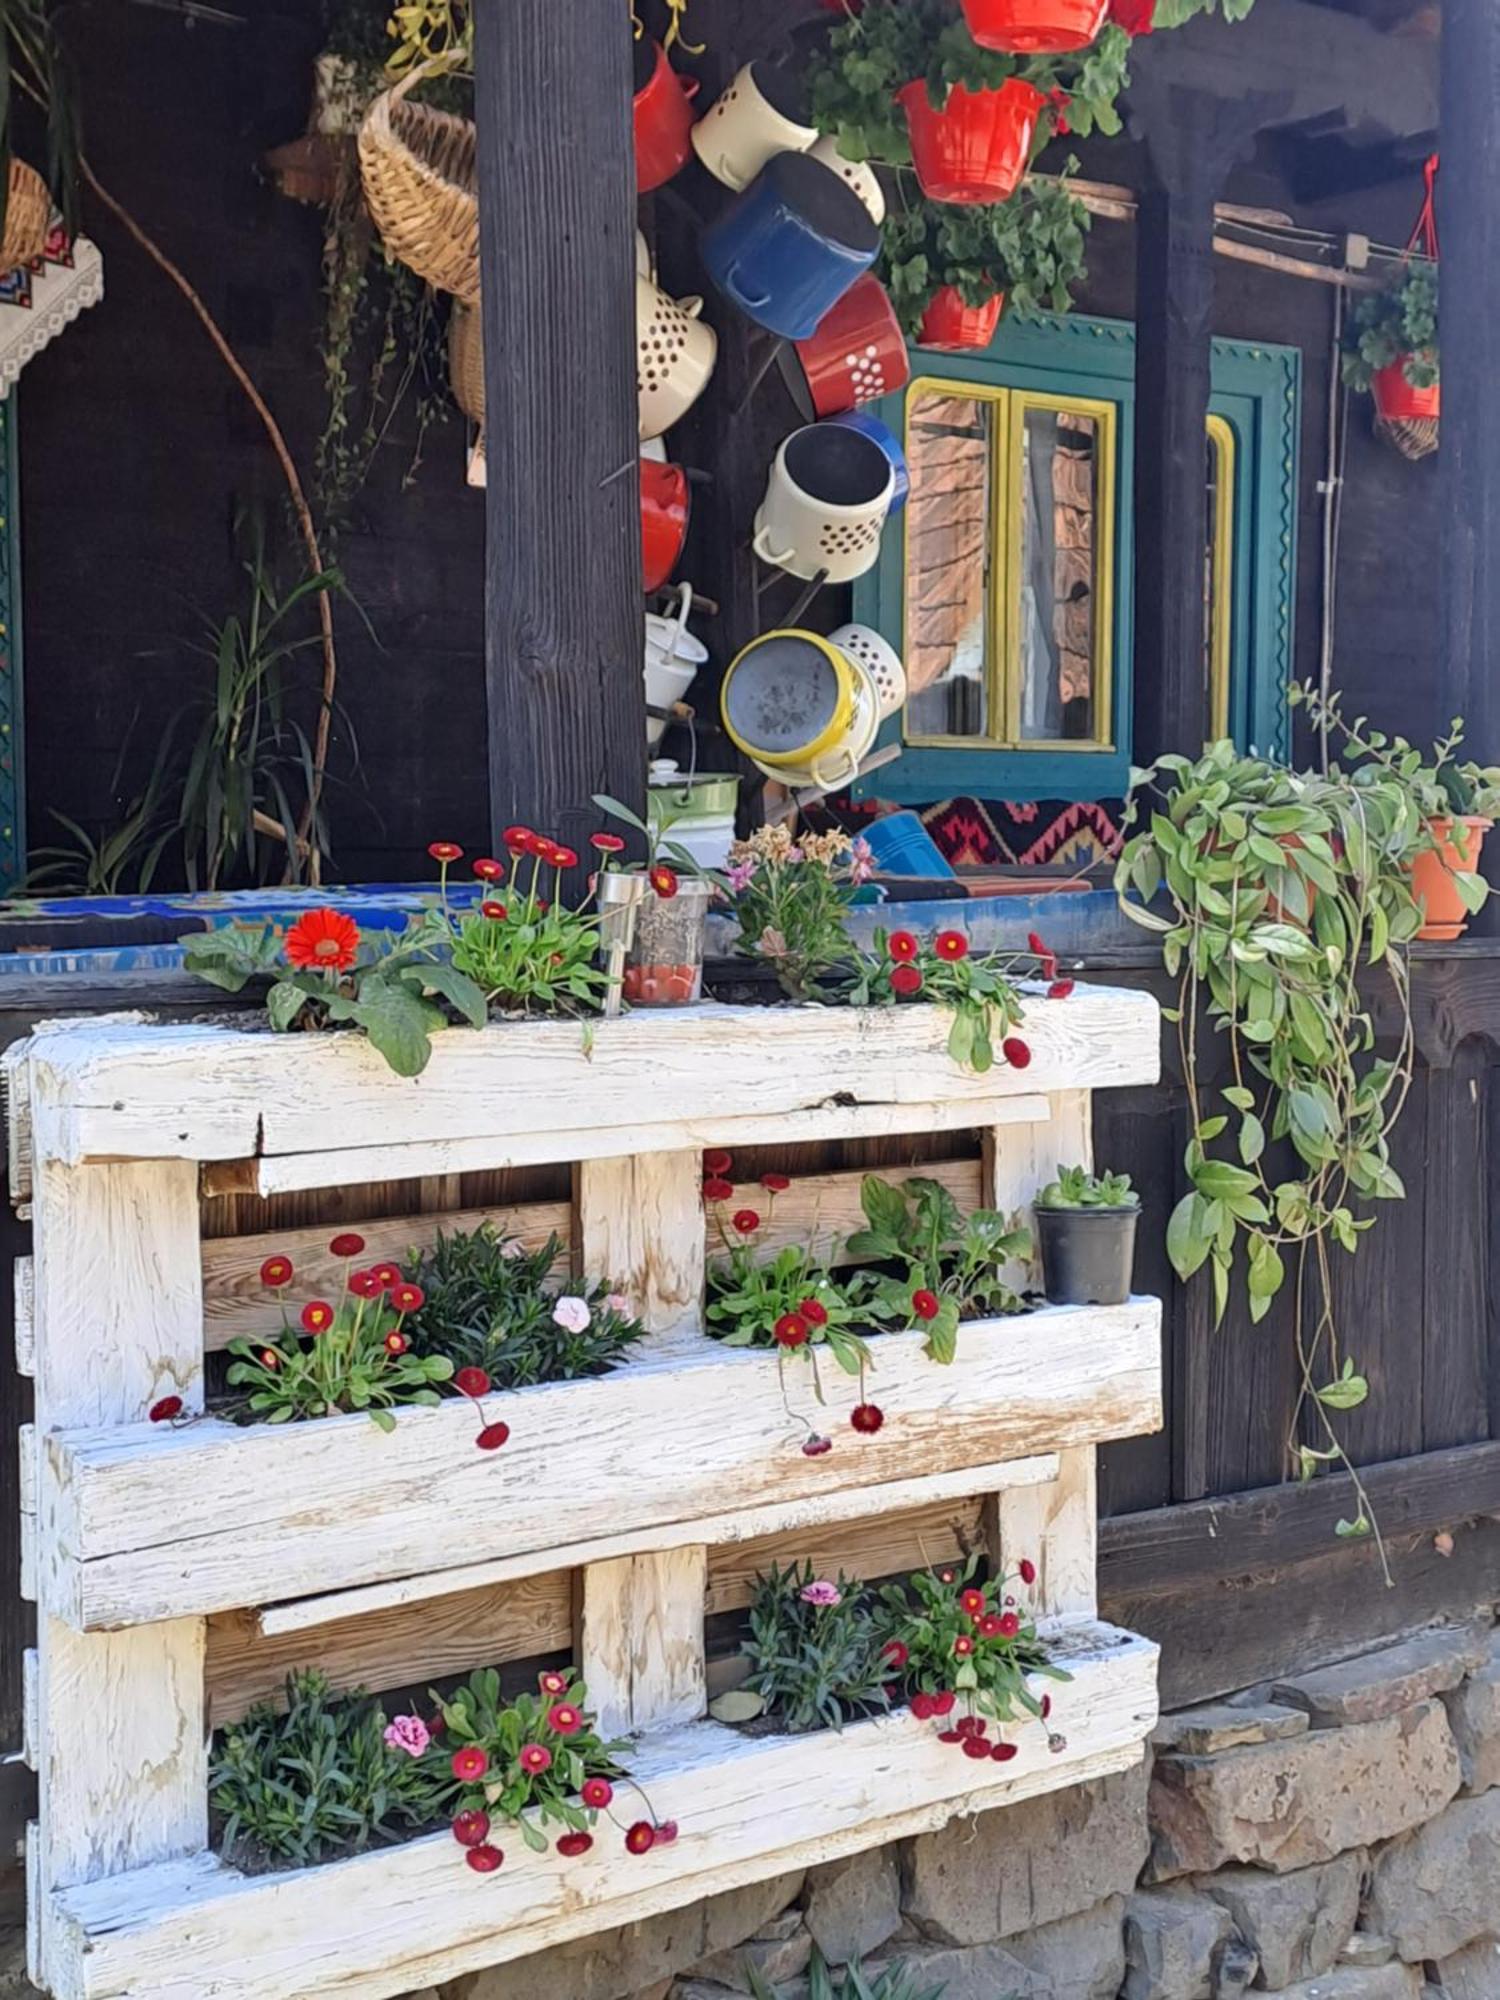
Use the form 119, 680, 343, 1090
13, 990, 1163, 2000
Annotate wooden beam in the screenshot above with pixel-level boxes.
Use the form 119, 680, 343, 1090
473, 0, 646, 855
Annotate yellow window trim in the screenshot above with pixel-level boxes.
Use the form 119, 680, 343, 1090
901, 375, 1117, 754
1207, 413, 1235, 744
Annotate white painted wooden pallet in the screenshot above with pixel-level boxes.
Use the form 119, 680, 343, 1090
13, 991, 1164, 1999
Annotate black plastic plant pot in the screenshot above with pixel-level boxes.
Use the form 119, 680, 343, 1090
1034, 1203, 1139, 1308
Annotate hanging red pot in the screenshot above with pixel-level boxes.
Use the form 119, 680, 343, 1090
897, 77, 1045, 204
633, 37, 699, 194
917, 286, 1005, 351
791, 274, 910, 418
641, 459, 691, 593
1371, 357, 1440, 424
961, 0, 1109, 54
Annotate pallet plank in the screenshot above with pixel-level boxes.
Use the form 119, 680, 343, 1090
574, 1151, 703, 1335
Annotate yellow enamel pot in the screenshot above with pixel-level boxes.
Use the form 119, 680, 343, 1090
720, 628, 859, 768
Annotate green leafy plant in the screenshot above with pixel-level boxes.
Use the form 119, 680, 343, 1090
746, 1949, 951, 2000
404, 1223, 646, 1387
845, 1173, 1030, 1362
1036, 1165, 1136, 1210
1114, 738, 1432, 1568
448, 837, 611, 1014
1341, 260, 1438, 396
1151, 0, 1256, 22
880, 170, 1091, 337
851, 922, 1070, 1073
876, 1552, 1069, 1727
23, 725, 177, 896
725, 824, 874, 1000
209, 1669, 445, 1866
739, 1563, 893, 1733
226, 1233, 453, 1429
705, 1204, 870, 1378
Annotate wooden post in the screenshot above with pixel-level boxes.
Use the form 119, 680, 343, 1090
1439, 5, 1500, 791
574, 1547, 707, 1738
473, 0, 647, 854
573, 1150, 705, 1338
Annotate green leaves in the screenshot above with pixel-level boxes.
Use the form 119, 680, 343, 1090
1315, 1359, 1370, 1412
1340, 258, 1438, 396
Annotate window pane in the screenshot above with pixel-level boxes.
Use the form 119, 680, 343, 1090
904, 390, 994, 740
1016, 406, 1101, 743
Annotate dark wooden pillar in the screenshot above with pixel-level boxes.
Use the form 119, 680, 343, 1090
474, 0, 646, 853
1439, 2, 1500, 767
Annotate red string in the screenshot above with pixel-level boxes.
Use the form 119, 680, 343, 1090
1404, 152, 1439, 263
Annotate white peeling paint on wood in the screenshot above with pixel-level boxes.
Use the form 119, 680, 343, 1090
574, 1150, 704, 1335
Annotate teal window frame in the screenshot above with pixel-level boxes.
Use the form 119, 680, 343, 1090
852, 312, 1300, 803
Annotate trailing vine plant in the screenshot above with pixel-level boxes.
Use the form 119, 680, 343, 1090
1114, 739, 1430, 1577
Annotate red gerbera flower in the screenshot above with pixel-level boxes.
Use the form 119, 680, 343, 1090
452, 1809, 490, 1846
1018, 1557, 1037, 1585
451, 1746, 488, 1782
455, 1367, 491, 1399
285, 908, 360, 973
648, 864, 679, 900
1047, 979, 1075, 1000
799, 1297, 829, 1327
581, 1776, 613, 1808
702, 1177, 734, 1202
428, 841, 463, 863
979, 1613, 1003, 1638
890, 963, 923, 996
476, 1422, 511, 1451
934, 930, 969, 962
732, 1209, 761, 1235
774, 1312, 809, 1348
960, 1588, 986, 1618
524, 831, 552, 858
911, 1289, 939, 1321
384, 1330, 409, 1355
329, 1232, 366, 1259
502, 824, 532, 852
260, 1254, 293, 1288
551, 845, 579, 870
761, 1172, 791, 1193
148, 1395, 183, 1423
704, 1150, 733, 1175
481, 901, 508, 921
548, 1704, 583, 1736
997, 1611, 1021, 1638
472, 857, 505, 882
851, 1402, 884, 1434
1002, 1037, 1032, 1069
349, 1269, 382, 1299
519, 1743, 552, 1774
882, 1639, 909, 1668
389, 1282, 425, 1314
557, 1831, 593, 1858
625, 1820, 656, 1854
888, 931, 919, 963
301, 1300, 334, 1335
371, 1262, 401, 1289
590, 832, 626, 854
466, 1844, 504, 1873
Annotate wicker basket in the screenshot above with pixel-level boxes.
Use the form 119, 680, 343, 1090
1375, 413, 1440, 462
0, 161, 51, 279
449, 298, 484, 422
358, 63, 478, 304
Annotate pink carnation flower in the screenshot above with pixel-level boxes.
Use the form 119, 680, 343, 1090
552, 1295, 592, 1334
383, 1714, 431, 1759
800, 1579, 843, 1607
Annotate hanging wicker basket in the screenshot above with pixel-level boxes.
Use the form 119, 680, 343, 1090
357, 62, 478, 304
449, 297, 483, 421
1375, 414, 1440, 462
0, 161, 51, 279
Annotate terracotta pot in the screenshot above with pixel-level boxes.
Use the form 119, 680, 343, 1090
791, 273, 910, 418
640, 459, 691, 593
917, 285, 1004, 350
1371, 357, 1440, 423
897, 76, 1044, 204
961, 0, 1109, 52
633, 37, 699, 194
1411, 815, 1491, 941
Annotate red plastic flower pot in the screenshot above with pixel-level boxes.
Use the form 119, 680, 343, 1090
961, 0, 1109, 53
1371, 357, 1441, 423
791, 273, 910, 418
640, 459, 691, 593
897, 76, 1044, 205
917, 285, 1005, 351
633, 37, 699, 194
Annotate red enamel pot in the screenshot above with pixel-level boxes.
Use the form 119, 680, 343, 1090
791, 273, 911, 418
961, 0, 1109, 52
641, 459, 691, 593
1371, 357, 1440, 423
897, 76, 1045, 204
633, 37, 699, 194
917, 286, 1005, 351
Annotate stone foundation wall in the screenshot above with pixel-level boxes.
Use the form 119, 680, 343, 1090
406, 1616, 1500, 2000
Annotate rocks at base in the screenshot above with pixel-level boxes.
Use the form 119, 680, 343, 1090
1121, 1886, 1232, 2000
801, 1848, 901, 1969
1255, 1965, 1422, 1999
1442, 1635, 1500, 1797
1341, 1936, 1397, 1971
1366, 1790, 1500, 1963
1272, 1627, 1491, 1730
1153, 1703, 1310, 1756
1198, 1851, 1363, 1989
685, 1909, 811, 1993
873, 1895, 1127, 2000
1433, 1935, 1500, 1999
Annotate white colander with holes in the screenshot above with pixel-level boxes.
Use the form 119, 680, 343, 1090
808, 137, 886, 225
636, 273, 718, 441
828, 623, 906, 721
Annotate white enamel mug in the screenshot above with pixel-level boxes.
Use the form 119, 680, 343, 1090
828, 622, 907, 721
753, 421, 895, 584
808, 136, 886, 225
691, 60, 818, 192
636, 275, 718, 440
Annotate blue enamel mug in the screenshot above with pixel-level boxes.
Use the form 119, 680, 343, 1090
828, 411, 910, 514
702, 152, 880, 341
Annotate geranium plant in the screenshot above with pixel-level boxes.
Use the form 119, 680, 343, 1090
1340, 260, 1438, 398
880, 169, 1091, 337
737, 1564, 895, 1733
226, 1235, 453, 1431
845, 1173, 1031, 1360
725, 824, 874, 999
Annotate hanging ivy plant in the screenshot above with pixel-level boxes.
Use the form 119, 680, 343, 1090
1340, 260, 1438, 396
880, 166, 1092, 334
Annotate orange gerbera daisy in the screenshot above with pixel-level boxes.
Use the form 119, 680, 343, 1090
285, 908, 360, 972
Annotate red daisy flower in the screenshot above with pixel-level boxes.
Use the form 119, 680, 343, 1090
330, 1232, 366, 1259
732, 1209, 761, 1236
889, 964, 923, 996
428, 841, 463, 863
761, 1172, 791, 1193
910, 1693, 935, 1721
349, 1270, 382, 1299
590, 832, 626, 854
998, 1611, 1021, 1638
1047, 979, 1075, 1000
451, 1746, 488, 1781
931, 1691, 956, 1717
991, 1740, 1019, 1762
939, 1569, 956, 1584
959, 1588, 986, 1618
301, 1300, 334, 1335
548, 1704, 583, 1736
260, 1254, 293, 1288
581, 1776, 613, 1808
938, 1728, 964, 1745
934, 930, 969, 962
979, 1614, 1003, 1638
472, 858, 505, 882
371, 1262, 401, 1289
799, 1297, 829, 1327
285, 908, 360, 973
911, 1289, 939, 1321
882, 1639, 909, 1668
1002, 1037, 1032, 1069
704, 1150, 733, 1175
476, 1422, 511, 1451
648, 864, 679, 900
384, 1330, 409, 1355
1027, 932, 1049, 956
1018, 1557, 1037, 1585
557, 1831, 593, 1858
501, 823, 531, 852
888, 931, 919, 963
538, 1672, 570, 1697
953, 1634, 974, 1657
850, 1402, 884, 1434
524, 831, 553, 858
802, 1433, 833, 1456
551, 845, 579, 869
702, 1177, 734, 1202
148, 1395, 183, 1423
519, 1743, 552, 1774
656, 1820, 679, 1845
389, 1282, 425, 1314
774, 1312, 809, 1348
481, 901, 508, 921
455, 1366, 491, 1399
963, 1735, 993, 1760
259, 1348, 280, 1369
956, 1716, 986, 1740
466, 1844, 504, 1873
625, 1821, 656, 1854
452, 1809, 490, 1846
